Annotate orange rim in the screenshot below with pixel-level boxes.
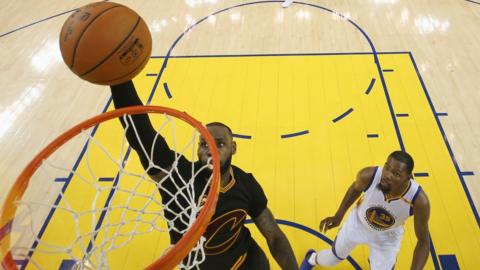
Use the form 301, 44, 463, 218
0, 106, 220, 270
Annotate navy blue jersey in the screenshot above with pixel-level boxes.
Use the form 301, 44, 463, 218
110, 81, 268, 269
169, 156, 268, 269
200, 165, 268, 269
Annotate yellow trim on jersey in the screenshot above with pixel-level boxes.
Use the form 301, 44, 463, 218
356, 196, 364, 206
400, 197, 413, 206
385, 180, 412, 202
230, 252, 247, 270
220, 167, 236, 193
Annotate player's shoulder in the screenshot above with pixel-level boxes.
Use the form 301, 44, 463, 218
231, 165, 254, 181
357, 166, 378, 182
354, 166, 379, 191
412, 187, 430, 210
231, 165, 264, 191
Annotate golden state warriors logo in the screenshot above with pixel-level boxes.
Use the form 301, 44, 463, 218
365, 206, 396, 230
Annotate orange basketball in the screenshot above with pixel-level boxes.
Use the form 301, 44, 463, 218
59, 2, 152, 85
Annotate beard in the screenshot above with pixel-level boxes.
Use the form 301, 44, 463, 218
220, 155, 232, 175
200, 154, 232, 175
376, 182, 390, 194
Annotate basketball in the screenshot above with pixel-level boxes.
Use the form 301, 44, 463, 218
59, 2, 152, 85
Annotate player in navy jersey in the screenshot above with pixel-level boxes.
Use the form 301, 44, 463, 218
110, 81, 298, 270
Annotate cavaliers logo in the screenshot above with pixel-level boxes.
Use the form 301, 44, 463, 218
203, 209, 247, 255
365, 206, 396, 230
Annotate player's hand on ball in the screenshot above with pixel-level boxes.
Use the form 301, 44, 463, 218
319, 215, 342, 232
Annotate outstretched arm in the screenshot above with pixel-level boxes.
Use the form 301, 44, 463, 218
253, 208, 298, 270
411, 190, 430, 270
320, 167, 375, 232
110, 81, 174, 179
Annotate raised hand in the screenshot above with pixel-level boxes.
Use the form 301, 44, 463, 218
319, 215, 343, 233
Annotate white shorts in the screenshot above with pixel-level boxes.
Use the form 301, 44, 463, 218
332, 208, 403, 270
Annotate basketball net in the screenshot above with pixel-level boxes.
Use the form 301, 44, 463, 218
0, 106, 220, 270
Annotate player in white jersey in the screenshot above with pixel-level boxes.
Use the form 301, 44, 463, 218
300, 151, 431, 270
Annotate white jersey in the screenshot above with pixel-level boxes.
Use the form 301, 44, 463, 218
356, 166, 422, 233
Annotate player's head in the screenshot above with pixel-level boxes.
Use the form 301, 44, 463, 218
198, 122, 236, 174
378, 151, 414, 193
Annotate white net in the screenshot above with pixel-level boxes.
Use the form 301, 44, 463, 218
3, 110, 217, 270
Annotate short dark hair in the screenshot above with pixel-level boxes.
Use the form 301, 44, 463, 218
206, 122, 232, 137
389, 151, 414, 174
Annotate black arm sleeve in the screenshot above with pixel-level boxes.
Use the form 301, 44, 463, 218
110, 81, 175, 174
